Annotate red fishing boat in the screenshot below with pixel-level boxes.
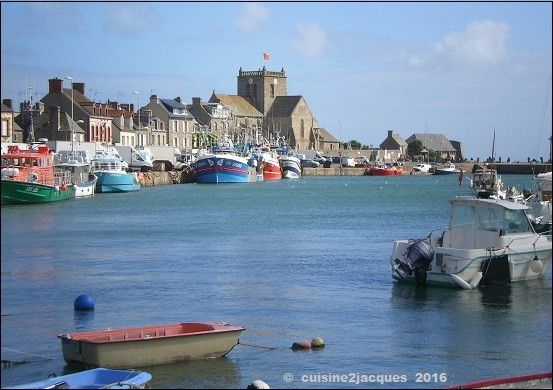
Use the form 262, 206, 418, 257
365, 164, 403, 176
252, 141, 282, 181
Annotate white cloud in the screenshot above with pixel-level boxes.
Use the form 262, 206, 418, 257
235, 3, 269, 33
104, 4, 161, 36
293, 22, 328, 59
409, 20, 510, 70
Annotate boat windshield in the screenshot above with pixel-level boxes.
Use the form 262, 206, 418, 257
504, 209, 533, 234
450, 202, 533, 234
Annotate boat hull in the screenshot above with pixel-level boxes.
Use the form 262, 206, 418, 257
1, 180, 75, 204
262, 161, 282, 181
58, 322, 245, 368
74, 175, 97, 197
366, 168, 399, 176
391, 238, 552, 288
7, 368, 152, 389
95, 172, 140, 193
195, 156, 255, 183
281, 157, 301, 179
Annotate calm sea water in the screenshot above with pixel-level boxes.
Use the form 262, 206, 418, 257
1, 174, 551, 389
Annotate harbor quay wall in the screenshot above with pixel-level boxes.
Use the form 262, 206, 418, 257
302, 163, 552, 176
137, 163, 551, 186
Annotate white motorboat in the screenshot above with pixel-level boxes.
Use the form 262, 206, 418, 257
412, 163, 432, 173
55, 150, 97, 197
433, 162, 460, 175
523, 171, 552, 234
391, 197, 551, 289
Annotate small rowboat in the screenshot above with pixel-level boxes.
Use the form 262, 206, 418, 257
6, 368, 152, 389
58, 322, 245, 368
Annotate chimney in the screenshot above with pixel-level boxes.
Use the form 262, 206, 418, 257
388, 130, 393, 138
150, 95, 159, 104
2, 99, 12, 109
49, 106, 61, 132
35, 102, 45, 115
175, 97, 181, 103
49, 78, 63, 93
72, 82, 85, 96
192, 97, 202, 107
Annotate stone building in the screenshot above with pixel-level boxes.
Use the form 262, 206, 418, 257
1, 99, 14, 143
406, 133, 458, 161
208, 67, 339, 150
143, 96, 196, 150
379, 130, 408, 161
40, 78, 113, 143
186, 97, 235, 149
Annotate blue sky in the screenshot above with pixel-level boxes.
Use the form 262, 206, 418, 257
1, 2, 551, 161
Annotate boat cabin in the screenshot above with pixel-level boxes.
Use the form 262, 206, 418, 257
1, 144, 58, 185
442, 198, 534, 250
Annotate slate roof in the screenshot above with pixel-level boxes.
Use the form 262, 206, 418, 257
33, 111, 86, 134
210, 93, 262, 117
158, 98, 194, 119
317, 127, 339, 143
266, 96, 302, 117
405, 133, 456, 152
380, 131, 407, 149
1, 103, 12, 112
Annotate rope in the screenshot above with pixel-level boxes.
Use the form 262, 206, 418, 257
237, 340, 276, 350
1, 346, 57, 361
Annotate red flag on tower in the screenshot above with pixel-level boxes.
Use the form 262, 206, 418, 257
262, 52, 270, 61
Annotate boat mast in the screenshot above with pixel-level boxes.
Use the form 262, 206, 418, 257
491, 125, 496, 164
27, 86, 35, 143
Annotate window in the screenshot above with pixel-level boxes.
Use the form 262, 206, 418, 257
504, 209, 533, 234
300, 119, 305, 139
174, 120, 178, 132
1, 119, 8, 137
173, 137, 177, 147
450, 204, 476, 230
270, 84, 275, 98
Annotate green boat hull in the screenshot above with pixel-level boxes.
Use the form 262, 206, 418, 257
1, 180, 75, 204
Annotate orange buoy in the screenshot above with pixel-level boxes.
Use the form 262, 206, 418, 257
291, 340, 311, 350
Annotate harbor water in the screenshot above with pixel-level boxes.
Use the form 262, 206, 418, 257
1, 174, 551, 388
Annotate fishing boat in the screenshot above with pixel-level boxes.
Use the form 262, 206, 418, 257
251, 141, 282, 181
1, 143, 75, 204
276, 146, 301, 179
390, 197, 551, 289
58, 322, 245, 368
91, 152, 140, 193
6, 368, 152, 389
194, 135, 255, 184
433, 162, 460, 175
55, 150, 97, 197
471, 168, 505, 199
365, 164, 403, 176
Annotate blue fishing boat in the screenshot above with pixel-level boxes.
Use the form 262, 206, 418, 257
91, 153, 140, 193
6, 368, 152, 389
194, 136, 255, 184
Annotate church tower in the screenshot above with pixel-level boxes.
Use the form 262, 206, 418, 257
237, 67, 287, 115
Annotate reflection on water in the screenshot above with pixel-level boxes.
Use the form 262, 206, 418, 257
73, 310, 95, 330
146, 357, 240, 389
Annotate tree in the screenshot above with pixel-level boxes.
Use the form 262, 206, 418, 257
407, 140, 423, 157
347, 140, 362, 149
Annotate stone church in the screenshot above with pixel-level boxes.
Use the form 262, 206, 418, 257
209, 67, 339, 151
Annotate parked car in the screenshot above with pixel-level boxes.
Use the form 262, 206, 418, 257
301, 159, 320, 168
332, 156, 342, 164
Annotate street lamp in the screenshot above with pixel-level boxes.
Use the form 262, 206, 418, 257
133, 91, 140, 148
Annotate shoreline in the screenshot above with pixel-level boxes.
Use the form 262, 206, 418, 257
137, 163, 552, 186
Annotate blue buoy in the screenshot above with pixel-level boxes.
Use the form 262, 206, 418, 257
74, 294, 95, 311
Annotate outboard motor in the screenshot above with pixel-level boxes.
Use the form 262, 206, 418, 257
392, 239, 435, 283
